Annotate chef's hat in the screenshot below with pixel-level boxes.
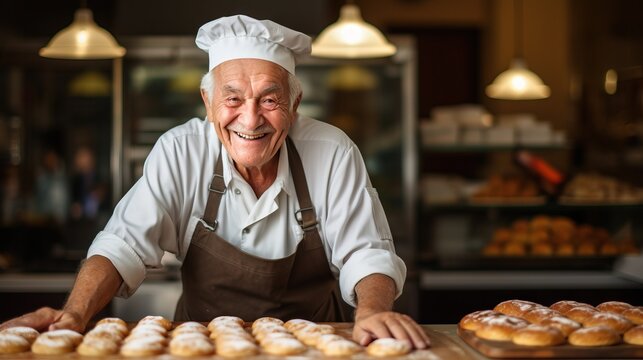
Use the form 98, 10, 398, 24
195, 15, 311, 75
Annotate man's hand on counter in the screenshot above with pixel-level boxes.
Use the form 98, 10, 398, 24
0, 307, 84, 332
353, 274, 430, 349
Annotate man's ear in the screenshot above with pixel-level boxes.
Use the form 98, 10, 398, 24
292, 93, 302, 114
200, 89, 210, 110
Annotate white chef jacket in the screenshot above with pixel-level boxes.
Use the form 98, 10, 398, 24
87, 115, 406, 306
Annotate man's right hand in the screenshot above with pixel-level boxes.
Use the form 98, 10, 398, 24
0, 307, 86, 333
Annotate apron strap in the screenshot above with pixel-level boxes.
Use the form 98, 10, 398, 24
200, 149, 225, 230
286, 137, 319, 234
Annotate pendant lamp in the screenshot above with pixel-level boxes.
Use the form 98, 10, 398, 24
486, 0, 549, 100
311, 2, 396, 59
40, 7, 125, 59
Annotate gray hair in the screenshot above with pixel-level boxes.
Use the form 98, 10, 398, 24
200, 70, 302, 111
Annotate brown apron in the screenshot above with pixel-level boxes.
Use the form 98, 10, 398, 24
175, 137, 349, 322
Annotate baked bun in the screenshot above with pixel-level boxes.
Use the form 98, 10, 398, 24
168, 333, 215, 357
92, 322, 129, 338
96, 317, 128, 328
494, 300, 541, 318
366, 338, 411, 357
138, 315, 172, 330
565, 306, 598, 324
622, 307, 643, 325
251, 317, 283, 330
83, 328, 124, 343
0, 326, 39, 344
549, 300, 592, 314
120, 337, 165, 357
293, 324, 335, 347
522, 308, 561, 324
539, 316, 581, 337
171, 322, 209, 337
597, 301, 633, 314
624, 325, 643, 345
261, 337, 307, 356
0, 333, 30, 354
283, 319, 314, 332
208, 316, 245, 332
475, 315, 529, 341
215, 337, 259, 357
583, 312, 634, 333
76, 338, 120, 356
31, 329, 83, 355
511, 324, 565, 347
459, 310, 503, 331
568, 326, 621, 347
321, 338, 363, 356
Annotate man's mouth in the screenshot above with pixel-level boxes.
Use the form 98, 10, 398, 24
234, 131, 266, 140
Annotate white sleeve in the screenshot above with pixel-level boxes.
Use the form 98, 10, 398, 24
324, 145, 407, 307
87, 137, 185, 298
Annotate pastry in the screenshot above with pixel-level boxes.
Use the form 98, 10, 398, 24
0, 326, 39, 344
261, 337, 307, 355
211, 326, 254, 342
494, 299, 541, 317
169, 333, 214, 357
0, 333, 30, 354
96, 317, 128, 328
216, 337, 259, 357
120, 337, 165, 357
31, 329, 83, 355
459, 310, 503, 331
208, 316, 245, 333
251, 317, 284, 330
138, 315, 172, 330
256, 331, 296, 346
622, 307, 643, 325
624, 325, 643, 345
366, 338, 412, 357
549, 300, 592, 314
83, 328, 124, 343
130, 323, 168, 336
92, 322, 129, 337
583, 312, 634, 333
565, 306, 598, 324
283, 318, 315, 332
76, 338, 120, 356
568, 326, 621, 346
522, 307, 561, 324
321, 338, 363, 356
315, 333, 346, 350
293, 324, 336, 346
539, 316, 581, 336
172, 321, 209, 337
511, 324, 565, 346
475, 315, 529, 341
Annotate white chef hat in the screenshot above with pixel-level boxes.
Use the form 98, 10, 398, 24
195, 15, 311, 75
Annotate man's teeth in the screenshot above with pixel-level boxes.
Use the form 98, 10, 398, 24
235, 132, 265, 140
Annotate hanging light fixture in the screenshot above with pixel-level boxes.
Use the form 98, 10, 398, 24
311, 1, 396, 59
40, 6, 125, 59
486, 0, 549, 100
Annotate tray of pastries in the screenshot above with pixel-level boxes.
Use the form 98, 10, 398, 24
0, 315, 417, 358
458, 299, 643, 358
482, 215, 639, 259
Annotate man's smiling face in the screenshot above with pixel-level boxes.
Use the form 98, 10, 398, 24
203, 59, 298, 172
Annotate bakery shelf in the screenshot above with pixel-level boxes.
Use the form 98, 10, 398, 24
422, 144, 568, 153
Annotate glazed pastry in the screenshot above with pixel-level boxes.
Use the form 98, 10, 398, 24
366, 338, 412, 357
0, 326, 39, 344
568, 326, 621, 347
511, 324, 565, 346
0, 333, 30, 354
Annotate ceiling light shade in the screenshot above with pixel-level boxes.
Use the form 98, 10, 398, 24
486, 58, 550, 100
40, 8, 126, 59
311, 4, 396, 59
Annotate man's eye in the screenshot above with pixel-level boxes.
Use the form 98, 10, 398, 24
226, 97, 241, 106
261, 98, 278, 109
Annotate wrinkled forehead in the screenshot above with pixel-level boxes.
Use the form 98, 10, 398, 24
213, 59, 289, 94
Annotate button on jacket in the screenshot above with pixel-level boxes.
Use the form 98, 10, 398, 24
87, 115, 407, 306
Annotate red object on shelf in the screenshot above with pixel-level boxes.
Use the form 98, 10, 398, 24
514, 150, 565, 195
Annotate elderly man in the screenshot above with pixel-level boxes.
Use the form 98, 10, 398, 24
0, 15, 428, 348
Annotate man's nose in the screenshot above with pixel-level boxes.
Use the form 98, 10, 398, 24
238, 100, 263, 129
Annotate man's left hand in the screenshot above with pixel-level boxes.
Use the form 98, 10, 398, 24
353, 310, 430, 349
